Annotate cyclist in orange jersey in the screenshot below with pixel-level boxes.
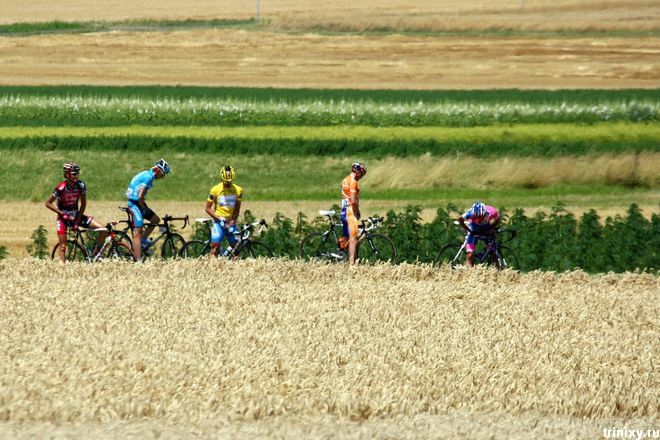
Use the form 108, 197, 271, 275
341, 162, 367, 264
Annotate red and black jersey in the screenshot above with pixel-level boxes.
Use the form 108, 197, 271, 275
52, 180, 87, 211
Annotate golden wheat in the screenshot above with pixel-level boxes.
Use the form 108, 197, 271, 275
2, 0, 658, 32
0, 259, 657, 437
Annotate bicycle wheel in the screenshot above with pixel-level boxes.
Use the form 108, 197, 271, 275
105, 242, 136, 262
299, 232, 340, 262
51, 240, 88, 262
180, 240, 211, 258
161, 233, 186, 259
358, 233, 397, 264
434, 243, 464, 268
236, 241, 274, 259
493, 245, 520, 271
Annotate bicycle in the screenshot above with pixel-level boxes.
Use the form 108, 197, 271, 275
179, 218, 274, 259
140, 215, 189, 260
434, 222, 519, 270
299, 210, 397, 263
50, 222, 135, 262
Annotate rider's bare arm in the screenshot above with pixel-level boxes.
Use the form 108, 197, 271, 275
76, 193, 87, 225
457, 216, 470, 232
137, 186, 147, 209
205, 200, 222, 222
351, 193, 360, 220
45, 194, 62, 217
230, 200, 241, 226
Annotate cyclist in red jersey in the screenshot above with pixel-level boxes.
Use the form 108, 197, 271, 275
45, 162, 106, 262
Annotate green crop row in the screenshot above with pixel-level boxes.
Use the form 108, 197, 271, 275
2, 19, 658, 38
1, 124, 657, 158
238, 203, 660, 273
0, 19, 258, 35
1, 93, 657, 127
3, 86, 658, 104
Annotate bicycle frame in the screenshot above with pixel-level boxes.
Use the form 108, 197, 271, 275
59, 222, 126, 262
186, 218, 268, 258
312, 211, 386, 261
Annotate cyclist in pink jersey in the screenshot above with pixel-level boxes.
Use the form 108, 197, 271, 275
457, 202, 500, 267
45, 162, 106, 263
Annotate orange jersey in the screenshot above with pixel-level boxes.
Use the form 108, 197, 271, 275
341, 174, 360, 208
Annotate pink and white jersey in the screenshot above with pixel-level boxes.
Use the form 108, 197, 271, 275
463, 205, 499, 226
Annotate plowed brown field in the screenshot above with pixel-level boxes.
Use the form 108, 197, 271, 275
0, 259, 657, 438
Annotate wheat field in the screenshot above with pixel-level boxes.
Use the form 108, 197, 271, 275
0, 259, 657, 438
2, 0, 659, 32
1, 1, 659, 88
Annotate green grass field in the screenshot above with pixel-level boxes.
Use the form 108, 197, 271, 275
2, 86, 658, 211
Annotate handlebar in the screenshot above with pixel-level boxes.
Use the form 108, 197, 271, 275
161, 215, 190, 230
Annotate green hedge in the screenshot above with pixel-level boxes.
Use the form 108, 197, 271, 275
2, 134, 657, 157
248, 203, 659, 273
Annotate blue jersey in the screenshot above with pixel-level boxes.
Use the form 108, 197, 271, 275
125, 170, 155, 202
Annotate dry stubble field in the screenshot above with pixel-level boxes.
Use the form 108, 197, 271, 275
0, 1, 659, 88
0, 259, 657, 438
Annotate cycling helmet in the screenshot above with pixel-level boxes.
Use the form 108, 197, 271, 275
471, 202, 488, 220
352, 161, 367, 176
63, 162, 80, 176
154, 159, 171, 175
221, 165, 236, 183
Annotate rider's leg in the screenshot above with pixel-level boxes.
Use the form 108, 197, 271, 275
56, 218, 67, 263
128, 202, 145, 260
346, 208, 359, 264
465, 234, 477, 268
210, 220, 225, 256
132, 226, 143, 261
142, 212, 160, 241
86, 217, 106, 253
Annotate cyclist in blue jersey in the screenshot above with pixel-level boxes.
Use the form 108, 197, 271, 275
125, 159, 171, 260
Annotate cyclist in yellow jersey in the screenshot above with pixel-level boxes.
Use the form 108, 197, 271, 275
341, 162, 367, 264
205, 165, 243, 256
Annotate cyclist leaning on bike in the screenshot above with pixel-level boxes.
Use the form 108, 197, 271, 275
205, 165, 243, 257
341, 161, 367, 265
125, 159, 171, 261
457, 201, 501, 268
45, 162, 107, 263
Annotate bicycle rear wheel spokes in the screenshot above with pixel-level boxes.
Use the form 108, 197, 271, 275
105, 242, 136, 262
180, 240, 211, 258
494, 245, 520, 271
236, 241, 273, 259
434, 243, 464, 269
51, 240, 88, 262
358, 233, 397, 264
161, 233, 186, 259
299, 232, 340, 262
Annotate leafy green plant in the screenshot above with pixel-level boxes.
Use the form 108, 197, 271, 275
0, 245, 7, 260
27, 226, 49, 259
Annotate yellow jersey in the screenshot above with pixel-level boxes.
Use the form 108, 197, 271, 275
207, 183, 243, 219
